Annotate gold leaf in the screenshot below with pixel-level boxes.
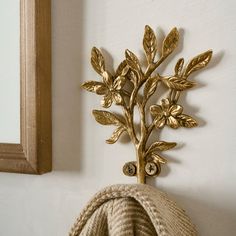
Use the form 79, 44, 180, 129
162, 27, 179, 58
115, 60, 129, 77
113, 76, 126, 90
81, 81, 106, 93
152, 153, 167, 164
177, 114, 198, 128
102, 71, 113, 88
143, 25, 157, 63
92, 110, 123, 126
175, 58, 184, 76
147, 141, 177, 154
143, 76, 159, 99
125, 49, 141, 72
91, 47, 105, 75
184, 50, 213, 77
127, 70, 139, 84
106, 126, 126, 144
162, 76, 196, 91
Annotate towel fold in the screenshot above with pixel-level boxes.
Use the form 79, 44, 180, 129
70, 184, 197, 236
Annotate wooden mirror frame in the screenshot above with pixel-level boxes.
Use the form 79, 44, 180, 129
0, 0, 51, 174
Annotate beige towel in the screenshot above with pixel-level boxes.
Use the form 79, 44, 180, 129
70, 184, 197, 236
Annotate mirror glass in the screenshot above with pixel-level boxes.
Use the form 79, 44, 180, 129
0, 0, 20, 143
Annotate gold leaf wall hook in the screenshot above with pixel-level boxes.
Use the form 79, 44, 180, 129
82, 25, 213, 184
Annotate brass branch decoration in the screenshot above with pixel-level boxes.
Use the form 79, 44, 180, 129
82, 25, 212, 184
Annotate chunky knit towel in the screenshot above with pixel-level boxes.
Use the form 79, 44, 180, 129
70, 184, 197, 236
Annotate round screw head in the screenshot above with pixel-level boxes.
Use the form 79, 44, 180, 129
123, 162, 136, 176
145, 162, 158, 176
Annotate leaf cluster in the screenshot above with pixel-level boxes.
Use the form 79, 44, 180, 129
82, 25, 212, 167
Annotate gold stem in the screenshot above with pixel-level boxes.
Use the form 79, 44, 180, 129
145, 57, 165, 78
136, 145, 146, 184
129, 58, 165, 183
174, 90, 181, 102
136, 101, 150, 183
122, 106, 139, 144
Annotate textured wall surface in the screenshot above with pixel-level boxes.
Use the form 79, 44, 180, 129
0, 0, 235, 235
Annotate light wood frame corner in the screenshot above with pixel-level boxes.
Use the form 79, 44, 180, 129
0, 0, 52, 174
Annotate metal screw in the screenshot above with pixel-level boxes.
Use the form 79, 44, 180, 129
123, 162, 136, 176
145, 162, 158, 176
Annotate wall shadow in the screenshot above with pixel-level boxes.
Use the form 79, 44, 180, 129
52, 0, 85, 172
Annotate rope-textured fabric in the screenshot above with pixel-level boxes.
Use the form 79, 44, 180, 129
69, 184, 197, 236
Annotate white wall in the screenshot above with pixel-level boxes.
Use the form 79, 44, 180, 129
0, 0, 236, 235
